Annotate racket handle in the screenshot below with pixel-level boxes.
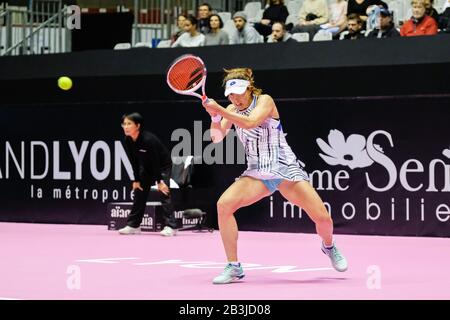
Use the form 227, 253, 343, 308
202, 95, 209, 103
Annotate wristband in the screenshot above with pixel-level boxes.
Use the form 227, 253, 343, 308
211, 114, 222, 123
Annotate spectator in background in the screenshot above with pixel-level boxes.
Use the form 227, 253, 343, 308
367, 8, 400, 37
438, 0, 450, 31
347, 0, 387, 28
254, 0, 289, 41
198, 2, 213, 34
317, 0, 348, 38
291, 0, 329, 40
267, 21, 298, 42
171, 15, 205, 47
170, 14, 187, 45
229, 11, 263, 44
424, 0, 440, 24
204, 14, 230, 45
401, 0, 438, 36
343, 13, 365, 39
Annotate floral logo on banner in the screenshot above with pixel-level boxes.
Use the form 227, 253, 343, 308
316, 129, 383, 169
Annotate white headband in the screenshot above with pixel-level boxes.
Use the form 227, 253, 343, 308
224, 79, 250, 97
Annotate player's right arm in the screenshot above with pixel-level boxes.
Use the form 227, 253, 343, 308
210, 104, 234, 143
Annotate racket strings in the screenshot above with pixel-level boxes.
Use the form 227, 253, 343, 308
168, 58, 205, 91
186, 71, 204, 89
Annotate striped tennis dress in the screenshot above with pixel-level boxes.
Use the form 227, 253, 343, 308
234, 95, 309, 182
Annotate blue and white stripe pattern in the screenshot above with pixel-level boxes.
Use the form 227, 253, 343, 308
234, 95, 309, 182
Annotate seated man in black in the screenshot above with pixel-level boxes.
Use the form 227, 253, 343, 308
367, 8, 400, 38
343, 13, 365, 39
268, 22, 298, 42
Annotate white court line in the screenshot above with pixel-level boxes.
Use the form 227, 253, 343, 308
0, 297, 22, 300
74, 258, 335, 274
76, 257, 140, 264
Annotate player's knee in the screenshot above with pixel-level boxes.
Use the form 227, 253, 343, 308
315, 213, 333, 226
217, 198, 237, 215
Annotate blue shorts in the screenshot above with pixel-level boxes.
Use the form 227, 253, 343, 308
261, 179, 283, 194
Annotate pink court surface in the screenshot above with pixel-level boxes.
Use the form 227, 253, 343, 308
1, 222, 449, 300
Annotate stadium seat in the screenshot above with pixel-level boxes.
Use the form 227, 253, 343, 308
113, 42, 131, 50
292, 32, 310, 42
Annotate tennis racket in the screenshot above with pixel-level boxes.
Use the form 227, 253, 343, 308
166, 54, 209, 102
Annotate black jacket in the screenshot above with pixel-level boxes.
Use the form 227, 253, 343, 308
262, 4, 289, 23
124, 131, 172, 185
367, 24, 400, 38
439, 7, 450, 31
343, 31, 366, 40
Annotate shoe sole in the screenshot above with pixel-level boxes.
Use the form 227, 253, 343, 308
334, 265, 348, 272
213, 274, 245, 285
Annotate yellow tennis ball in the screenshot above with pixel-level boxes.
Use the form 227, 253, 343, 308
58, 76, 73, 91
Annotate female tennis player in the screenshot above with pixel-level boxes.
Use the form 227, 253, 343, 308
202, 68, 348, 284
